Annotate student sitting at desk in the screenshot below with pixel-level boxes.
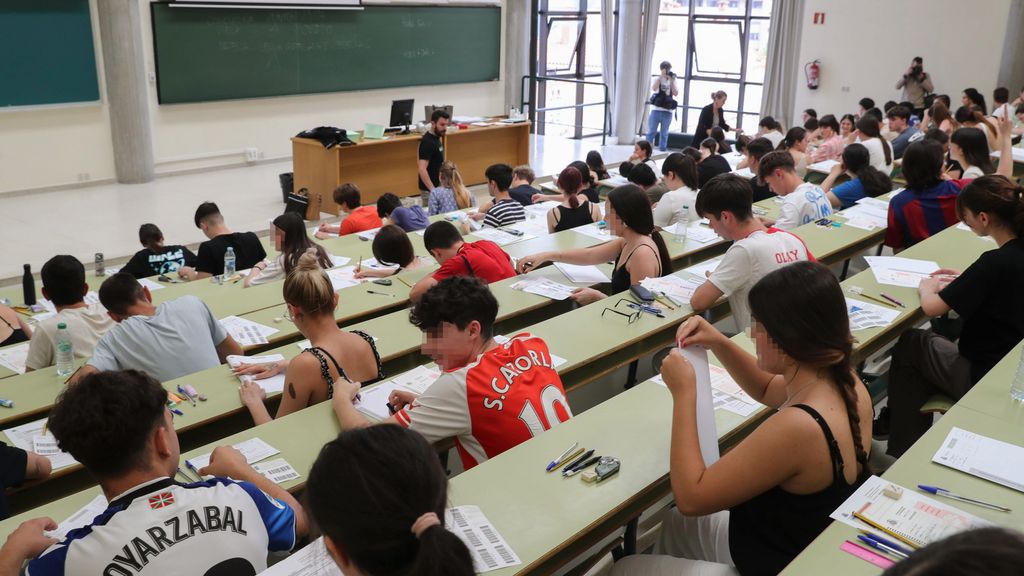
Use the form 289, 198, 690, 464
377, 192, 429, 232
121, 223, 197, 279
809, 114, 844, 163
653, 152, 701, 230
236, 250, 383, 426
332, 277, 572, 470
741, 137, 776, 202
950, 127, 996, 179
68, 273, 243, 384
179, 202, 266, 281
689, 175, 814, 332
547, 166, 601, 233
532, 160, 601, 205
696, 139, 732, 188
627, 162, 669, 204
776, 127, 809, 178
586, 150, 611, 181
25, 256, 114, 372
886, 175, 1024, 457
427, 161, 476, 216
410, 221, 515, 302
465, 163, 525, 230
613, 262, 871, 576
0, 370, 307, 576
628, 140, 659, 171
306, 426, 476, 576
508, 164, 542, 206
758, 151, 832, 230
518, 184, 671, 306
354, 225, 428, 279
822, 143, 894, 209
854, 116, 894, 176
245, 212, 333, 287
0, 303, 30, 348
315, 184, 383, 238
886, 105, 921, 160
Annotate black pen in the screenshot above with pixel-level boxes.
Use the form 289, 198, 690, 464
563, 456, 602, 477
559, 449, 594, 474
386, 402, 397, 415
366, 290, 395, 297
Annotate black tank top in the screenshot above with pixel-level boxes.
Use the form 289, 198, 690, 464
729, 404, 867, 576
610, 242, 660, 295
304, 330, 383, 399
553, 201, 596, 233
0, 315, 27, 347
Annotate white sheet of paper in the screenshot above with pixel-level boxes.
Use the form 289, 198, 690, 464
4, 419, 78, 470
252, 458, 302, 485
641, 274, 704, 303
0, 342, 30, 374
684, 257, 723, 280
668, 224, 719, 244
227, 354, 287, 394
330, 255, 351, 267
471, 227, 536, 246
554, 262, 610, 284
683, 347, 720, 466
360, 257, 399, 271
840, 203, 888, 229
864, 256, 940, 288
357, 228, 381, 241
326, 266, 361, 291
355, 380, 405, 420
186, 437, 280, 472
136, 277, 165, 291
510, 277, 574, 301
220, 316, 279, 346
447, 505, 522, 573
571, 223, 613, 241
390, 365, 443, 395
523, 200, 560, 216
932, 427, 1024, 493
808, 159, 840, 174
45, 494, 108, 541
846, 298, 901, 331
257, 537, 342, 576
507, 216, 551, 238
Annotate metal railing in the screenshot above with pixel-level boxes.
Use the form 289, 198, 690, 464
520, 75, 610, 145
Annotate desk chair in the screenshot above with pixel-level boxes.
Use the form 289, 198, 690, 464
920, 393, 955, 415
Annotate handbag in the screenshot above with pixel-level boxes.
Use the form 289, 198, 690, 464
649, 89, 678, 110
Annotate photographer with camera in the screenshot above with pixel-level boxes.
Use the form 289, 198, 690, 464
694, 90, 736, 150
896, 56, 934, 118
647, 61, 679, 153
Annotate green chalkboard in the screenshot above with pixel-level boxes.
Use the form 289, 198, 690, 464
150, 4, 501, 104
0, 0, 100, 107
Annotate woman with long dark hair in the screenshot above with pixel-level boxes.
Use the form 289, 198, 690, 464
354, 224, 427, 279
776, 127, 809, 177
547, 166, 602, 233
517, 184, 671, 305
245, 212, 332, 287
954, 106, 997, 150
612, 261, 871, 576
950, 127, 997, 178
854, 116, 893, 175
586, 150, 611, 180
822, 143, 893, 209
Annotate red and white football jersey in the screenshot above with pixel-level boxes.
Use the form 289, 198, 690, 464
394, 333, 572, 469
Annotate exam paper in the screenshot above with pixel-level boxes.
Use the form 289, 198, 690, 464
683, 257, 723, 280
523, 201, 560, 216
507, 215, 551, 238
326, 266, 361, 291
136, 277, 165, 292
357, 228, 381, 241
641, 274, 704, 303
220, 316, 279, 347
258, 537, 342, 576
684, 347, 719, 466
447, 505, 522, 573
330, 255, 351, 267
355, 365, 444, 420
730, 167, 755, 178
864, 256, 939, 288
4, 419, 78, 470
808, 159, 840, 174
571, 223, 613, 241
471, 227, 537, 246
846, 298, 901, 331
252, 458, 301, 485
554, 262, 611, 284
932, 427, 1024, 493
227, 354, 287, 394
0, 342, 30, 374
510, 277, 575, 300
45, 494, 108, 541
667, 224, 719, 244
186, 438, 280, 472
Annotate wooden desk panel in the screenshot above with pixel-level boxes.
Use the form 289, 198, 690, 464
446, 122, 530, 185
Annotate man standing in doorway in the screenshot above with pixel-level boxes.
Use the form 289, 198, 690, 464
418, 109, 450, 207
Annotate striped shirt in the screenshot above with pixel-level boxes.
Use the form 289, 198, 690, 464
885, 180, 967, 249
482, 198, 526, 228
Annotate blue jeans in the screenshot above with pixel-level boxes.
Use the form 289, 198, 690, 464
647, 109, 673, 151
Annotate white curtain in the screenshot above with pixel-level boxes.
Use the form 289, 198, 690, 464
601, 0, 617, 137
760, 0, 805, 129
503, 1, 531, 115
612, 0, 660, 143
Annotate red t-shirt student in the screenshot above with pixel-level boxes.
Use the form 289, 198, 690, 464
339, 205, 383, 236
410, 221, 517, 301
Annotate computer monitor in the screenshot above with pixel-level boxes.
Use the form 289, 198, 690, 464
424, 104, 454, 123
389, 99, 415, 129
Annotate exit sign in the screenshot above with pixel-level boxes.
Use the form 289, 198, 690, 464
813, 12, 826, 24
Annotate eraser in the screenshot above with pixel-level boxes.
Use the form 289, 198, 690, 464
581, 470, 598, 483
883, 484, 903, 499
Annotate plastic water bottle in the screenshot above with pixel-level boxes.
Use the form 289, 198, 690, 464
674, 204, 690, 244
1011, 348, 1024, 401
55, 322, 74, 377
223, 247, 237, 278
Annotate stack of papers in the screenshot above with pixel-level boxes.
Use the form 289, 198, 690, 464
227, 354, 287, 394
808, 159, 840, 174
0, 342, 30, 374
640, 274, 704, 303
667, 224, 719, 244
554, 262, 610, 283
846, 298, 901, 331
507, 216, 551, 237
864, 256, 939, 288
471, 227, 537, 246
571, 223, 613, 241
186, 437, 279, 474
933, 427, 1024, 492
840, 197, 890, 230
510, 277, 575, 300
354, 365, 442, 420
258, 537, 343, 576
4, 419, 77, 470
45, 494, 109, 541
683, 257, 723, 280
652, 363, 761, 417
220, 316, 280, 346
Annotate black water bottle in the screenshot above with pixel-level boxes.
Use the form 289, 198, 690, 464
22, 264, 35, 306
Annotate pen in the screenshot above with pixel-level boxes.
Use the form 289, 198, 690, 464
546, 442, 579, 472
386, 402, 397, 415
625, 302, 665, 318
171, 408, 184, 416
366, 290, 395, 297
396, 276, 413, 288
563, 455, 602, 477
860, 532, 913, 556
856, 292, 899, 308
654, 294, 676, 310
917, 485, 1012, 512
177, 385, 197, 406
660, 291, 684, 307
853, 512, 920, 549
357, 255, 363, 273
177, 467, 197, 483
63, 365, 83, 385
879, 292, 906, 308
856, 535, 909, 560
560, 449, 594, 474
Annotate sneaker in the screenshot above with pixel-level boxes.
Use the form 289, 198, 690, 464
872, 406, 891, 440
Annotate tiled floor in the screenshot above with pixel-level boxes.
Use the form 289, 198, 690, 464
0, 135, 632, 281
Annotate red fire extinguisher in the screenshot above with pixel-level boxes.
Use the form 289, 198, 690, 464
805, 60, 820, 90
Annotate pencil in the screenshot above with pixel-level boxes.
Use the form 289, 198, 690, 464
855, 292, 899, 308
357, 255, 363, 273
396, 275, 413, 288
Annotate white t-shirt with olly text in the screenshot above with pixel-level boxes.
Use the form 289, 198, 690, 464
653, 186, 700, 229
774, 182, 833, 230
708, 229, 814, 330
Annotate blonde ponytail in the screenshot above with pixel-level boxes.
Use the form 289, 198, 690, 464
283, 248, 335, 316
441, 161, 473, 209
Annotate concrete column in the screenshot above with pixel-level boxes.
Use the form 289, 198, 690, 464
997, 0, 1024, 97
613, 0, 643, 144
503, 0, 531, 114
96, 0, 154, 183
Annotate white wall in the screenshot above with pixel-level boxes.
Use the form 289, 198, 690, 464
793, 0, 1012, 122
0, 0, 506, 195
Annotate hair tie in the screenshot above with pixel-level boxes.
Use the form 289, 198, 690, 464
411, 512, 441, 539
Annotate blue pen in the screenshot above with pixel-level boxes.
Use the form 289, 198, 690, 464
546, 442, 579, 472
0, 399, 13, 409
918, 484, 1011, 512
857, 534, 909, 559
625, 302, 665, 318
171, 408, 184, 416
860, 532, 913, 556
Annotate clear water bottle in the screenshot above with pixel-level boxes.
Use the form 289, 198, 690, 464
223, 247, 237, 278
674, 204, 690, 244
55, 322, 74, 377
1011, 348, 1024, 401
